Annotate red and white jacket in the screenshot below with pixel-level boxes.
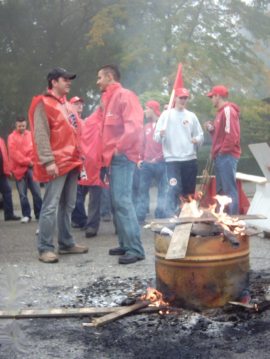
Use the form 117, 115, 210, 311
140, 121, 163, 163
8, 130, 34, 180
210, 102, 241, 159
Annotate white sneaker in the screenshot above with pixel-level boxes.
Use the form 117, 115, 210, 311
21, 216, 31, 223
35, 228, 39, 235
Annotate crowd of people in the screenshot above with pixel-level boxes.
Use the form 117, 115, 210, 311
0, 65, 241, 264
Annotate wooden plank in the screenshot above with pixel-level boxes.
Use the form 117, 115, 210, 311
165, 223, 193, 260
236, 172, 267, 184
148, 214, 267, 226
82, 301, 150, 327
0, 306, 124, 319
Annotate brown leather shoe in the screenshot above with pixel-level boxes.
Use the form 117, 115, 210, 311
58, 244, 88, 255
39, 252, 59, 263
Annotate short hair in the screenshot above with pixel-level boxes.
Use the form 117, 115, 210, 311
16, 116, 26, 123
98, 64, 121, 81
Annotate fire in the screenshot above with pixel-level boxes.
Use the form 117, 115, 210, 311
140, 287, 169, 307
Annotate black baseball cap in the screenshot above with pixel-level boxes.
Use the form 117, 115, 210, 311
47, 67, 76, 82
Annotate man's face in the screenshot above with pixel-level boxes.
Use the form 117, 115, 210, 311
72, 101, 84, 117
175, 96, 188, 109
52, 77, 72, 96
144, 107, 154, 120
15, 121, 27, 134
211, 94, 219, 108
96, 70, 111, 92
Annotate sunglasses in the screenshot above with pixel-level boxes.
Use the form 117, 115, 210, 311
178, 96, 188, 100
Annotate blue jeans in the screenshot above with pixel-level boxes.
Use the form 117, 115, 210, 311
166, 160, 198, 216
71, 184, 88, 227
37, 169, 78, 254
136, 161, 167, 221
214, 154, 239, 215
16, 169, 42, 219
0, 175, 16, 219
110, 154, 145, 258
100, 187, 112, 217
86, 186, 102, 231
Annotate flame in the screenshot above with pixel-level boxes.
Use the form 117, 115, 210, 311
179, 195, 203, 218
140, 287, 169, 307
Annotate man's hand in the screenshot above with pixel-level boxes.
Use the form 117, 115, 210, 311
137, 160, 143, 169
204, 121, 214, 132
46, 163, 59, 177
191, 137, 198, 144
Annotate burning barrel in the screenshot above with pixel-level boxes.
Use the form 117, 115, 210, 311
154, 223, 249, 309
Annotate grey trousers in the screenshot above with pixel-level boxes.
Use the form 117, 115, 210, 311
37, 169, 78, 254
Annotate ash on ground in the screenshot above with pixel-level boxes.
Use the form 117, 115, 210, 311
1, 271, 270, 359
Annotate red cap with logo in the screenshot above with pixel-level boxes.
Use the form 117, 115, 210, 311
146, 100, 161, 117
175, 87, 190, 97
70, 96, 84, 104
207, 85, 229, 98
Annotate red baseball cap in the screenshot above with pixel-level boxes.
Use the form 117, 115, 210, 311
70, 96, 84, 104
146, 100, 161, 116
175, 87, 190, 97
207, 85, 229, 98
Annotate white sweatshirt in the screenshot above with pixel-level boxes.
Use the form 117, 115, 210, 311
154, 108, 204, 162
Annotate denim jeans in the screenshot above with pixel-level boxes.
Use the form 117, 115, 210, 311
0, 175, 15, 219
86, 186, 102, 232
37, 168, 78, 253
100, 187, 112, 217
166, 160, 198, 216
214, 154, 239, 215
16, 168, 42, 219
136, 161, 167, 221
71, 184, 88, 227
110, 154, 145, 258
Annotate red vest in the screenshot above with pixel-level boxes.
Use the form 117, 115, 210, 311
0, 137, 11, 176
28, 94, 82, 182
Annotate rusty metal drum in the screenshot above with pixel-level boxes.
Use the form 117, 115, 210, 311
154, 232, 249, 309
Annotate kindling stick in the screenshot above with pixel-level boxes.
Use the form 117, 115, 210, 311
82, 300, 150, 328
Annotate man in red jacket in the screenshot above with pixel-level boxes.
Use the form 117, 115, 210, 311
28, 67, 88, 263
205, 85, 241, 215
0, 137, 20, 221
97, 64, 145, 264
136, 100, 167, 224
8, 117, 42, 223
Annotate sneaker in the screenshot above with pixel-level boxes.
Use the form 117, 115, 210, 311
35, 228, 39, 235
85, 227, 97, 238
21, 216, 31, 223
109, 247, 126, 256
5, 215, 21, 221
39, 252, 58, 263
58, 244, 88, 255
118, 253, 145, 265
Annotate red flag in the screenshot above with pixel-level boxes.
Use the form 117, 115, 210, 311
173, 63, 184, 90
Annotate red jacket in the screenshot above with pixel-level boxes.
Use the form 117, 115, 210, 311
210, 102, 241, 159
140, 121, 163, 162
8, 130, 34, 180
28, 94, 82, 182
0, 137, 11, 176
79, 108, 103, 186
101, 83, 144, 166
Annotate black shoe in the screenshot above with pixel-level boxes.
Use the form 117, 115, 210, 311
118, 253, 145, 265
5, 215, 21, 221
109, 247, 126, 256
101, 214, 111, 222
85, 227, 97, 238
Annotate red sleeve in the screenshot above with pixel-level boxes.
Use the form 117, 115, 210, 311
220, 106, 240, 154
115, 92, 144, 154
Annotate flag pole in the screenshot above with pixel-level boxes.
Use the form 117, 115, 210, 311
163, 63, 183, 130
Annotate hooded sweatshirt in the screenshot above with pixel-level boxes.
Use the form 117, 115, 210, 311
210, 102, 241, 159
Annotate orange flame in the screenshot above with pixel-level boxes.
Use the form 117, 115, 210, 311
140, 287, 169, 307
